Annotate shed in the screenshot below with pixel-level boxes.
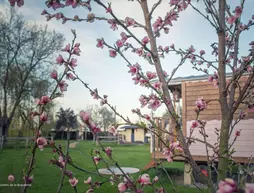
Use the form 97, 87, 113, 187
151, 74, 254, 164
117, 125, 147, 143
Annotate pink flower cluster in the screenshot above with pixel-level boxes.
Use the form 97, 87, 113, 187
36, 137, 48, 150
208, 72, 219, 87
79, 111, 101, 134
226, 6, 242, 25
8, 0, 23, 7
195, 97, 207, 111
139, 94, 161, 111
163, 141, 183, 162
217, 178, 237, 193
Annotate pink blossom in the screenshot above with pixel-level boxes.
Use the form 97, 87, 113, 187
108, 19, 118, 30
41, 9, 48, 15
100, 99, 107, 106
74, 43, 80, 47
70, 58, 77, 68
96, 39, 104, 49
56, 55, 64, 64
55, 12, 63, 20
163, 148, 173, 163
58, 81, 68, 92
145, 52, 151, 58
125, 17, 135, 27
146, 71, 157, 80
47, 0, 64, 10
234, 6, 242, 18
188, 45, 195, 53
50, 70, 58, 79
245, 183, 254, 193
200, 50, 205, 56
66, 72, 75, 80
139, 95, 148, 108
37, 137, 47, 150
36, 96, 51, 105
195, 97, 207, 111
170, 43, 175, 49
153, 176, 159, 182
8, 175, 15, 182
72, 46, 81, 56
217, 178, 237, 193
191, 121, 199, 129
163, 71, 169, 77
247, 66, 253, 73
169, 0, 180, 6
62, 44, 71, 52
120, 32, 128, 42
40, 112, 48, 123
90, 90, 99, 99
227, 16, 236, 25
93, 156, 101, 165
105, 147, 112, 157
116, 40, 124, 47
69, 177, 78, 187
235, 130, 241, 137
142, 36, 150, 45
153, 17, 163, 31
65, 0, 78, 8
80, 111, 90, 123
139, 78, 149, 87
132, 76, 140, 85
23, 175, 33, 184
84, 177, 92, 184
107, 126, 117, 137
164, 46, 169, 53
144, 114, 151, 121
118, 182, 127, 193
106, 6, 112, 13
136, 48, 143, 56
208, 76, 214, 83
139, 174, 150, 185
153, 82, 162, 90
148, 98, 161, 111
109, 50, 117, 58
90, 124, 101, 134
128, 63, 140, 75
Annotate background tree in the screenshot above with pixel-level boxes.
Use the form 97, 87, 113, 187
56, 107, 78, 140
0, 8, 64, 138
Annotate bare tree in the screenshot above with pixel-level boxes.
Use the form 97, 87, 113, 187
0, 9, 64, 138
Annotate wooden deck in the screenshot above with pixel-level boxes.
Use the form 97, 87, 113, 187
152, 151, 254, 164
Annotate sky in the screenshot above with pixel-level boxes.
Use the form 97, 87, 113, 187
0, 0, 253, 123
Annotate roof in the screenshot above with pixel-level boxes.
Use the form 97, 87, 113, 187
117, 124, 139, 131
150, 72, 249, 85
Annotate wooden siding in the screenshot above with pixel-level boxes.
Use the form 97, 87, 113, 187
186, 119, 254, 158
185, 79, 254, 121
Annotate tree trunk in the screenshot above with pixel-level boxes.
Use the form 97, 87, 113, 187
217, 118, 231, 181
217, 0, 229, 181
140, 0, 203, 183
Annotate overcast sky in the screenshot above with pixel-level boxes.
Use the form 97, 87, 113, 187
0, 0, 253, 123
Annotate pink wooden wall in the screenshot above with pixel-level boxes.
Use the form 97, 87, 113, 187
186, 119, 254, 158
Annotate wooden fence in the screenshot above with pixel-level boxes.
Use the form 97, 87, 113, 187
0, 136, 52, 150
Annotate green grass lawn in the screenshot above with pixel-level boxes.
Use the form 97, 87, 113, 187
0, 141, 205, 193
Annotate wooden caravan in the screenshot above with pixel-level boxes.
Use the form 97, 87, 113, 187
151, 74, 254, 164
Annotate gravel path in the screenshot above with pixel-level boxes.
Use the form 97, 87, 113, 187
69, 142, 79, 148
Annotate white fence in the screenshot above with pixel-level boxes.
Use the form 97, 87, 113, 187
97, 135, 123, 144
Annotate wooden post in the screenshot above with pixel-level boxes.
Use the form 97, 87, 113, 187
184, 162, 193, 185
0, 136, 3, 150
25, 137, 29, 149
